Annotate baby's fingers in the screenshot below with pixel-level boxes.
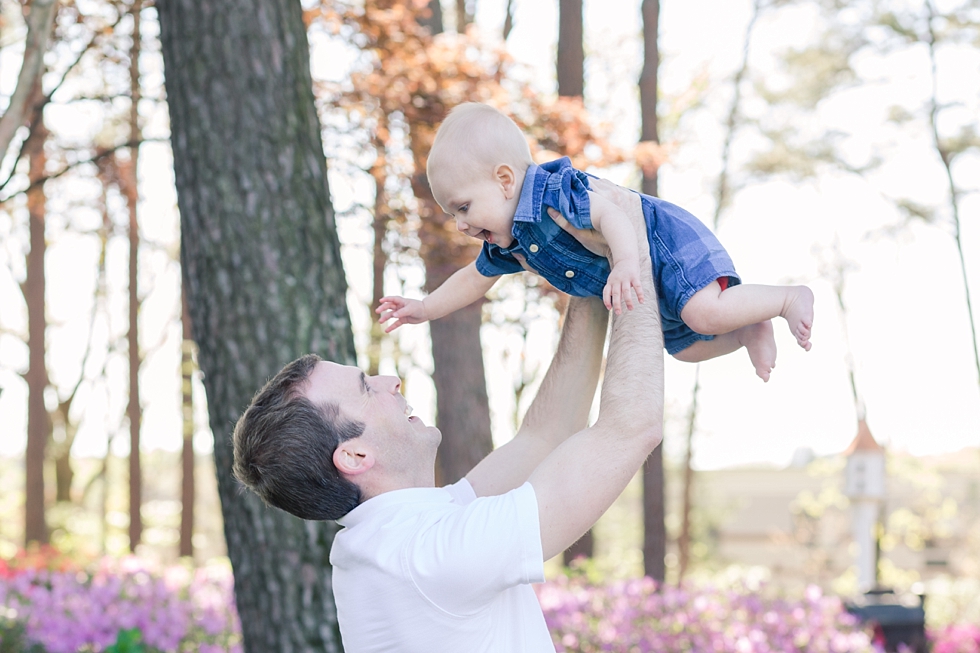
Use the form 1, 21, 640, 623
384, 318, 406, 333
603, 283, 613, 311
611, 284, 623, 315
633, 280, 645, 304
623, 285, 635, 311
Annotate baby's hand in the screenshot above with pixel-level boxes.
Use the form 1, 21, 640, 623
603, 259, 645, 315
376, 296, 429, 332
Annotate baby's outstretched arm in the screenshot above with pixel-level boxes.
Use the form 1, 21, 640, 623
588, 191, 645, 315
377, 261, 498, 332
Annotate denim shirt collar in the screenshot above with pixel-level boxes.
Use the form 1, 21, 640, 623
513, 163, 547, 225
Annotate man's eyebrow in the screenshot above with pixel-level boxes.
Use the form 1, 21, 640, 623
359, 372, 369, 394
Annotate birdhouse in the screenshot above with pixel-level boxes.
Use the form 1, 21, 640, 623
844, 419, 885, 500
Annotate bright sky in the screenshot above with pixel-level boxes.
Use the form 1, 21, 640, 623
0, 0, 977, 470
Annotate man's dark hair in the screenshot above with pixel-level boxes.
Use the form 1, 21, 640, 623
233, 353, 364, 520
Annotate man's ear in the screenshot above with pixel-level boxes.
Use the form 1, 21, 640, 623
494, 164, 517, 199
333, 440, 375, 477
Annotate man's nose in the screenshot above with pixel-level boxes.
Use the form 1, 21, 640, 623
382, 376, 402, 394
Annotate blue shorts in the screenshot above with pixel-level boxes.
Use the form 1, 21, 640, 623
642, 195, 741, 355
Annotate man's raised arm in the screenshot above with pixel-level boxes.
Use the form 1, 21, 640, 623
529, 188, 663, 561
465, 295, 608, 498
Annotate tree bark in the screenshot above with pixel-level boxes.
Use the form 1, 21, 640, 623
428, 301, 494, 485
638, 0, 659, 199
417, 0, 443, 36
157, 0, 352, 649
0, 0, 57, 163
23, 114, 49, 547
414, 179, 494, 486
180, 286, 196, 558
556, 0, 591, 566
367, 115, 388, 377
557, 0, 584, 98
677, 367, 698, 581
127, 0, 143, 553
638, 0, 665, 582
455, 0, 471, 32
406, 7, 494, 487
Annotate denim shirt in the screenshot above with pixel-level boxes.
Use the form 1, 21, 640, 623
474, 157, 610, 297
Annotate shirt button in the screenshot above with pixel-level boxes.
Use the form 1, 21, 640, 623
565, 270, 575, 278
529, 244, 539, 253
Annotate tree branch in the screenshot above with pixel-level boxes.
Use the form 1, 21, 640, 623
0, 0, 58, 163
0, 137, 166, 201
45, 5, 130, 103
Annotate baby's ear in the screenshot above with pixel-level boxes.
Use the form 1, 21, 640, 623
495, 164, 517, 198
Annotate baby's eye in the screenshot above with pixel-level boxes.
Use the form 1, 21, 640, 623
458, 204, 469, 213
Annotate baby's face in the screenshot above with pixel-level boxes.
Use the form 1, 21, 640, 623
432, 172, 516, 249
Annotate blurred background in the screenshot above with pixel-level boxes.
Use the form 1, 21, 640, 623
0, 0, 978, 650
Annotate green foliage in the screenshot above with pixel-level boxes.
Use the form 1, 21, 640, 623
104, 628, 146, 653
940, 124, 980, 159
895, 198, 938, 225
0, 615, 44, 653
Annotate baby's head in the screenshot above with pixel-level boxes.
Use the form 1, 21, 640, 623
427, 103, 533, 248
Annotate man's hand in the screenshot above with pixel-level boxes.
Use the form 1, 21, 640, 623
604, 258, 645, 315
376, 296, 429, 333
547, 208, 611, 259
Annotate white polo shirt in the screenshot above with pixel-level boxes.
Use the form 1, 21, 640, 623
330, 480, 556, 653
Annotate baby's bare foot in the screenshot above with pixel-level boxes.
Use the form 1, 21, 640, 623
782, 286, 814, 351
738, 321, 776, 382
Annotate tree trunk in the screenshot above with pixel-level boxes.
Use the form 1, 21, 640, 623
639, 0, 665, 582
0, 0, 56, 162
557, 0, 591, 566
180, 286, 196, 558
557, 0, 584, 98
23, 115, 49, 547
407, 7, 494, 487
158, 0, 352, 650
367, 116, 388, 377
417, 0, 443, 36
677, 367, 698, 582
428, 301, 494, 485
414, 182, 494, 486
638, 0, 659, 198
502, 0, 514, 40
455, 0, 471, 32
127, 0, 143, 553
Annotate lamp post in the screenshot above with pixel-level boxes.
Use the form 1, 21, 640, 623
843, 419, 885, 591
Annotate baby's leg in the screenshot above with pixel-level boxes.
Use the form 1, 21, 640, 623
674, 321, 777, 382
681, 281, 814, 351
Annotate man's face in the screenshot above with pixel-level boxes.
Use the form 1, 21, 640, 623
432, 172, 517, 249
303, 362, 441, 475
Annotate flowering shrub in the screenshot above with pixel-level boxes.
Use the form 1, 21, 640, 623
0, 545, 81, 579
0, 556, 241, 653
932, 624, 980, 653
536, 576, 877, 653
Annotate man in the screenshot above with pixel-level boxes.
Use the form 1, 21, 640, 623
233, 192, 664, 652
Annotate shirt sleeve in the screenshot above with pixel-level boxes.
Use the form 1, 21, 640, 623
406, 482, 544, 617
475, 242, 524, 277
541, 158, 594, 230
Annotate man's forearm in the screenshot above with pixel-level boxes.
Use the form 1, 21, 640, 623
464, 296, 606, 497
520, 296, 608, 447
530, 185, 664, 560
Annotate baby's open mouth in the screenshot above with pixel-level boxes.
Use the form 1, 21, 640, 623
482, 230, 492, 244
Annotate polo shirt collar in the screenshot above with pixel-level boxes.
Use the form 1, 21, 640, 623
514, 163, 546, 224
337, 486, 451, 528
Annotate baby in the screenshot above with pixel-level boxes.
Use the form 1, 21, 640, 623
377, 103, 813, 381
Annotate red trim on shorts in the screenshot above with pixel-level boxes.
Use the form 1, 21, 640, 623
717, 277, 729, 291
